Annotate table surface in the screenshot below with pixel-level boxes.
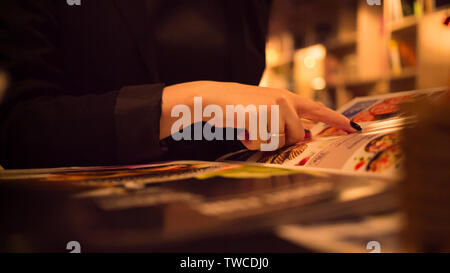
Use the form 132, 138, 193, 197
0, 164, 396, 252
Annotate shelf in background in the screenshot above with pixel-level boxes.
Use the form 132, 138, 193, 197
389, 16, 418, 32
326, 68, 417, 90
266, 58, 293, 69
326, 77, 380, 89
388, 67, 417, 80
324, 33, 357, 54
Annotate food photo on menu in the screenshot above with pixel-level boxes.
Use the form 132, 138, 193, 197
219, 88, 447, 178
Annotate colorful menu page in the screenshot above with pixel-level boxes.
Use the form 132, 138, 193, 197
219, 88, 448, 178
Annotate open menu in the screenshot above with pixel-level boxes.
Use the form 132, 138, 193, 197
218, 87, 448, 178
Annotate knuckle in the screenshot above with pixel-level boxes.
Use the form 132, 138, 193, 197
274, 95, 290, 107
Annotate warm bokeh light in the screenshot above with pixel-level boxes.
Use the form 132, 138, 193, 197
311, 77, 326, 90
266, 47, 280, 68
308, 45, 326, 60
293, 44, 326, 98
304, 56, 316, 69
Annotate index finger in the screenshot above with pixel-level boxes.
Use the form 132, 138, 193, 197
294, 97, 361, 133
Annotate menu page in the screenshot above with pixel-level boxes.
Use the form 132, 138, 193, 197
219, 88, 448, 177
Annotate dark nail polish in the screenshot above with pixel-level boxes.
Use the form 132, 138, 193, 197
304, 129, 311, 139
350, 121, 362, 131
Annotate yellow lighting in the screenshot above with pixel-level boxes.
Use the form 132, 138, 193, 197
266, 48, 280, 67
309, 45, 326, 59
311, 77, 326, 90
303, 55, 316, 68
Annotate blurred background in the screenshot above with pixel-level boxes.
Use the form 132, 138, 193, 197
261, 0, 450, 109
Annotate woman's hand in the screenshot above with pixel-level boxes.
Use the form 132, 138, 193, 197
160, 81, 360, 150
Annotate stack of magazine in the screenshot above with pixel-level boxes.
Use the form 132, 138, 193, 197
0, 87, 447, 252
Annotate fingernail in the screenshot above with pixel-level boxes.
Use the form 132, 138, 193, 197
350, 121, 362, 131
304, 129, 311, 139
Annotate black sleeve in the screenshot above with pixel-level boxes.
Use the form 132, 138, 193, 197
0, 1, 166, 169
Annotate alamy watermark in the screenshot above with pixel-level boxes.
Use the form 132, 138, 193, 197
366, 0, 381, 6
366, 241, 381, 253
66, 241, 81, 253
67, 0, 81, 6
171, 97, 281, 151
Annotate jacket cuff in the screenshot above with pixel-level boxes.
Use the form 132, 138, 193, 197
115, 83, 166, 164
